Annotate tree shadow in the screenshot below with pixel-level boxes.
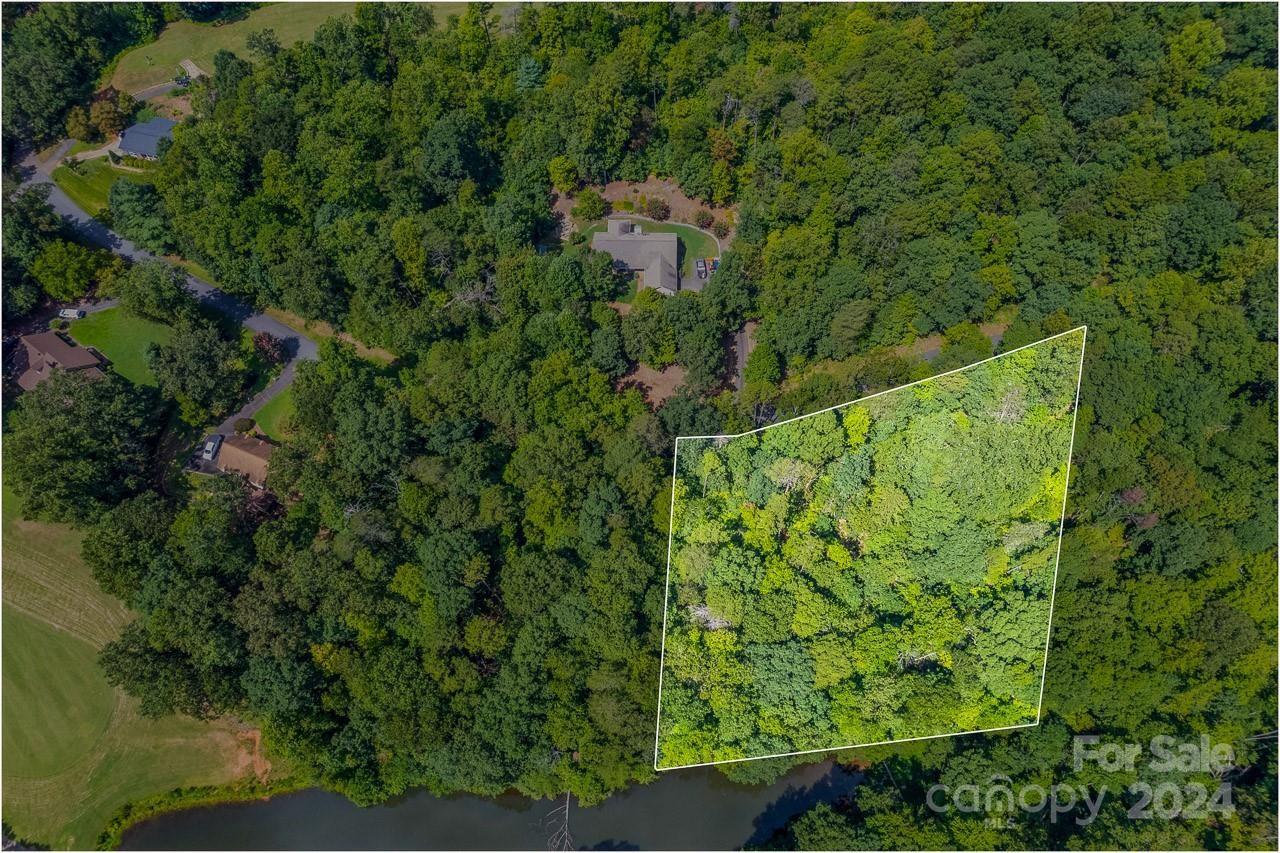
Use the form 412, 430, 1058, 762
743, 764, 862, 848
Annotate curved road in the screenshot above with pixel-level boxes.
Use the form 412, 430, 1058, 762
18, 151, 317, 432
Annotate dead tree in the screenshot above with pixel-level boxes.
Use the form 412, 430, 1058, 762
546, 792, 574, 852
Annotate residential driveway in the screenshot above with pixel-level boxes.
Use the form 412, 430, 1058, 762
70, 140, 123, 162
132, 80, 178, 101
16, 153, 318, 428
179, 59, 207, 80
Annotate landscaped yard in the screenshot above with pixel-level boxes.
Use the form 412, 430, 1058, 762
583, 217, 720, 281
69, 307, 172, 386
0, 484, 254, 849
253, 385, 295, 441
51, 157, 153, 216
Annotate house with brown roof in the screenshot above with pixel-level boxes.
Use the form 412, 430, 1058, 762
217, 434, 275, 488
15, 331, 106, 390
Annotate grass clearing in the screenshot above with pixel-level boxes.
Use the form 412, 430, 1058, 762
1, 484, 255, 848
69, 308, 173, 386
253, 385, 295, 441
50, 157, 152, 217
109, 3, 360, 92
109, 3, 513, 93
583, 217, 719, 280
264, 307, 396, 364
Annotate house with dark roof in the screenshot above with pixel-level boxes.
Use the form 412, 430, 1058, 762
14, 331, 106, 390
217, 433, 275, 488
591, 219, 681, 295
119, 117, 176, 159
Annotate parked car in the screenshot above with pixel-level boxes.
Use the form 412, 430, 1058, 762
695, 258, 708, 279
58, 308, 85, 320
201, 434, 223, 462
710, 257, 720, 272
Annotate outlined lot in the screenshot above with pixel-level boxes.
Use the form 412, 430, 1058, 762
655, 328, 1086, 770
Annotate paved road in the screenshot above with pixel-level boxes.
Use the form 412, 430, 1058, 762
18, 151, 317, 432
132, 80, 179, 101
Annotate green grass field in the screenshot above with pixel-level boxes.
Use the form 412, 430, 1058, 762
109, 3, 503, 93
50, 158, 152, 217
583, 217, 720, 281
253, 386, 294, 441
1, 484, 253, 848
110, 3, 359, 92
69, 308, 173, 386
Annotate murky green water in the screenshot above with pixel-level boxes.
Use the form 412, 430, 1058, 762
122, 761, 860, 850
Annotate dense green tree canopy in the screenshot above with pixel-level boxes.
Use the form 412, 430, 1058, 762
657, 331, 1084, 767
6, 371, 160, 524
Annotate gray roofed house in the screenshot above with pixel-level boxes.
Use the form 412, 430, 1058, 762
119, 117, 176, 159
591, 219, 680, 295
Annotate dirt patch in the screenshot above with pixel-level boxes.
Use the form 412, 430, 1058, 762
618, 363, 686, 407
180, 58, 208, 80
783, 319, 1014, 394
228, 728, 272, 783
728, 320, 759, 390
555, 175, 736, 241
607, 301, 632, 316
901, 319, 1010, 362
148, 92, 193, 119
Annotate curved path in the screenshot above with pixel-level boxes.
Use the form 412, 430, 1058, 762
17, 151, 317, 431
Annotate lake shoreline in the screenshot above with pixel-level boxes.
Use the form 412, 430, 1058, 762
100, 776, 310, 850
119, 760, 861, 851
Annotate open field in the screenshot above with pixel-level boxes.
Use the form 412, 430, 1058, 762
69, 308, 173, 386
1, 485, 255, 849
583, 217, 719, 280
109, 3, 359, 92
108, 2, 488, 93
51, 158, 152, 217
252, 385, 294, 440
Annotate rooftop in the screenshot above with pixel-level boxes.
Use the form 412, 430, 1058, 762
218, 433, 275, 487
591, 219, 680, 295
119, 117, 176, 158
16, 331, 106, 390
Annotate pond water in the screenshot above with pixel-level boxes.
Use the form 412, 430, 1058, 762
122, 760, 860, 850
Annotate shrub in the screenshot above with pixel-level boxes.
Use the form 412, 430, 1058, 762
644, 197, 670, 221
694, 209, 714, 229
712, 220, 731, 239
252, 331, 285, 365
571, 187, 606, 222
234, 418, 255, 434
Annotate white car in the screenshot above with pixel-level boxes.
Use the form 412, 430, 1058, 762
201, 435, 223, 462
58, 308, 86, 320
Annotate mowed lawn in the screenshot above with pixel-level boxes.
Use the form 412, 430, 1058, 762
50, 158, 152, 217
583, 217, 720, 280
69, 307, 172, 386
253, 385, 294, 441
1, 485, 254, 849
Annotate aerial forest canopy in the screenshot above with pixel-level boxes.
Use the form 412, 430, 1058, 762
657, 330, 1084, 768
6, 2, 1271, 847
